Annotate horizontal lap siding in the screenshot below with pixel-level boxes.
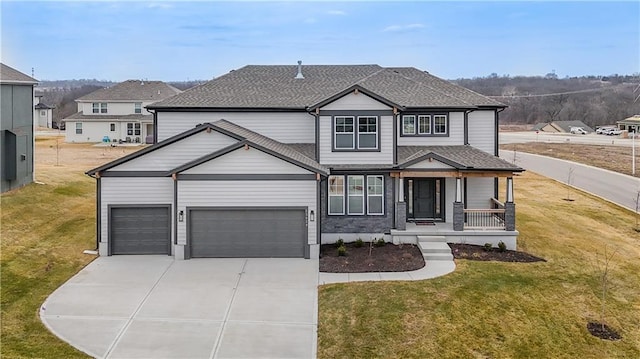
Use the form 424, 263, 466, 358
112, 131, 236, 171
466, 177, 495, 209
101, 177, 174, 244
319, 115, 393, 164
397, 112, 464, 146
321, 92, 391, 111
177, 181, 317, 246
156, 112, 314, 143
467, 110, 496, 154
182, 146, 311, 174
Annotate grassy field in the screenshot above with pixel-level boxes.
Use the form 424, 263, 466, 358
501, 142, 640, 177
318, 172, 640, 359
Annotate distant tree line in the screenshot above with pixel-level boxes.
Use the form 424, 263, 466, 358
453, 74, 640, 127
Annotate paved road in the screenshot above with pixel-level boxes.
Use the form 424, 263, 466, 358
500, 131, 637, 147
499, 150, 640, 211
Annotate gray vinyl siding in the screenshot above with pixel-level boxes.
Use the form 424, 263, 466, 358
1, 83, 34, 193
318, 115, 393, 164
100, 177, 174, 244
397, 111, 464, 146
181, 146, 311, 174
467, 110, 496, 154
111, 130, 236, 171
321, 92, 392, 111
177, 181, 317, 246
445, 177, 456, 222
156, 111, 315, 143
465, 177, 495, 209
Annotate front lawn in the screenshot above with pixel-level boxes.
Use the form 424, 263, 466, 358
318, 172, 640, 358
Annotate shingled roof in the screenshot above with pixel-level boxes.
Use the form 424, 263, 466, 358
76, 80, 181, 102
148, 64, 504, 109
0, 63, 37, 84
397, 146, 523, 171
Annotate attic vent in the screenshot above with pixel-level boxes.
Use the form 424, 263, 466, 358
295, 60, 304, 79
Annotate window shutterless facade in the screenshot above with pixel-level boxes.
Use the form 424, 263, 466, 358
93, 102, 107, 113
334, 116, 355, 149
401, 113, 448, 136
127, 123, 141, 136
357, 116, 378, 149
347, 175, 365, 215
110, 123, 116, 131
75, 122, 82, 134
328, 176, 345, 215
333, 116, 379, 151
134, 102, 142, 114
328, 175, 384, 216
366, 175, 384, 215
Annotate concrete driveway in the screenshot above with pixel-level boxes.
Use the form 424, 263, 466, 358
40, 256, 319, 359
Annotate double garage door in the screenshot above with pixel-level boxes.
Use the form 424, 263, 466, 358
189, 208, 306, 258
109, 207, 307, 258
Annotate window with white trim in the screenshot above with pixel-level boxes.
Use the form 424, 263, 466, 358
357, 116, 378, 149
328, 176, 345, 215
75, 122, 82, 134
134, 102, 142, 114
40, 110, 46, 116
347, 175, 365, 215
92, 102, 107, 113
434, 115, 447, 134
334, 116, 355, 149
127, 123, 141, 136
367, 175, 384, 215
402, 115, 415, 135
418, 115, 431, 134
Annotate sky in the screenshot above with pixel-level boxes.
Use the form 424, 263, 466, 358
1, 1, 639, 81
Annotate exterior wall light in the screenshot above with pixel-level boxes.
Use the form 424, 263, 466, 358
178, 210, 184, 222
309, 210, 315, 222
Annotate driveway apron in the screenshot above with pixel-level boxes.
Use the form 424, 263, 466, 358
40, 256, 319, 359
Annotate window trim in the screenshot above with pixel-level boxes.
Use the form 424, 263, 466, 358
433, 114, 447, 134
418, 115, 431, 135
402, 115, 416, 135
334, 116, 355, 150
134, 102, 142, 114
400, 113, 449, 137
328, 176, 345, 215
347, 175, 365, 215
75, 122, 82, 134
366, 175, 384, 215
110, 123, 116, 131
92, 103, 99, 114
357, 116, 378, 150
333, 115, 380, 151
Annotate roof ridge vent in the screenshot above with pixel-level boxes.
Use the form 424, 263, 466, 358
295, 60, 304, 79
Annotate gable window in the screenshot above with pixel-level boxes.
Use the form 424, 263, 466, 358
367, 175, 384, 215
92, 102, 107, 113
328, 176, 345, 215
418, 115, 431, 134
40, 110, 46, 116
358, 116, 378, 149
334, 116, 355, 149
402, 115, 416, 135
134, 102, 142, 114
75, 122, 82, 134
347, 175, 365, 215
434, 115, 447, 134
110, 123, 116, 131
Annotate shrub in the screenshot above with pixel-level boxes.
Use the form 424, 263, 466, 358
483, 242, 493, 252
497, 241, 507, 252
374, 238, 386, 247
354, 238, 364, 248
336, 238, 344, 247
337, 244, 347, 256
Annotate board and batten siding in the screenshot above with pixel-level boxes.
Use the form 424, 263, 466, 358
156, 112, 315, 143
397, 111, 464, 146
318, 115, 393, 164
181, 146, 312, 174
111, 130, 237, 171
176, 181, 317, 246
465, 177, 495, 209
467, 110, 496, 154
100, 177, 174, 253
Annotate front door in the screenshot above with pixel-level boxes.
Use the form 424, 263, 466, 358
406, 178, 443, 220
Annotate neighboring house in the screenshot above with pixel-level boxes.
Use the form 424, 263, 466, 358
1, 63, 38, 193
537, 120, 594, 133
87, 63, 524, 259
34, 92, 54, 128
64, 80, 181, 143
617, 115, 640, 133
531, 123, 548, 131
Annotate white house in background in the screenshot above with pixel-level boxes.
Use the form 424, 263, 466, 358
34, 92, 54, 128
64, 80, 181, 143
87, 63, 524, 260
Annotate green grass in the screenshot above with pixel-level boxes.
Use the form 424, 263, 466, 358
1, 169, 95, 358
318, 172, 640, 359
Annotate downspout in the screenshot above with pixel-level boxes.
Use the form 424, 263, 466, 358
317, 173, 322, 257
146, 108, 158, 144
463, 109, 475, 145
305, 107, 320, 161
92, 172, 101, 251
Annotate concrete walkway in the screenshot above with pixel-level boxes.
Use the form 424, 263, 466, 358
319, 260, 456, 285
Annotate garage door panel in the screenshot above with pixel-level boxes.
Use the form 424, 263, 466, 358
190, 209, 305, 258
111, 207, 170, 255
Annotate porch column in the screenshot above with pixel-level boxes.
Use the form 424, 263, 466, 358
453, 177, 464, 231
505, 177, 516, 231
395, 177, 406, 230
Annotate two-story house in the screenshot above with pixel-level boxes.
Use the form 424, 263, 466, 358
86, 63, 523, 259
1, 63, 38, 193
64, 80, 181, 143
34, 92, 55, 128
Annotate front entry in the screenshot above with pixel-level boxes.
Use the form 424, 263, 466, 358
405, 178, 444, 220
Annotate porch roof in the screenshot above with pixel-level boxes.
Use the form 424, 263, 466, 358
397, 146, 524, 172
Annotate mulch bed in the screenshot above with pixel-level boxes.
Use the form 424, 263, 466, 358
449, 243, 546, 263
320, 243, 424, 273
587, 321, 621, 340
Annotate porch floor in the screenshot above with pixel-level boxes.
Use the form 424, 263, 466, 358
390, 222, 519, 250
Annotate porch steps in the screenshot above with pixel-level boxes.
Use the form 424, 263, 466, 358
417, 236, 454, 261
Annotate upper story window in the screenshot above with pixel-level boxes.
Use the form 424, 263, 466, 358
134, 102, 142, 114
92, 102, 107, 114
401, 114, 448, 136
334, 116, 378, 151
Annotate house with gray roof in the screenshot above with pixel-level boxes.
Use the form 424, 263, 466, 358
1, 63, 38, 193
63, 80, 180, 143
537, 120, 594, 133
87, 63, 524, 260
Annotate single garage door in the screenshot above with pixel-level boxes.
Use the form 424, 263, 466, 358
189, 208, 306, 258
110, 206, 170, 255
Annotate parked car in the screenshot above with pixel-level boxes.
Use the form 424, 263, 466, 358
601, 128, 622, 136
596, 127, 609, 134
570, 127, 587, 134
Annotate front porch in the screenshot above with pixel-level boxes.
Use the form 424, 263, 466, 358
389, 221, 519, 250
